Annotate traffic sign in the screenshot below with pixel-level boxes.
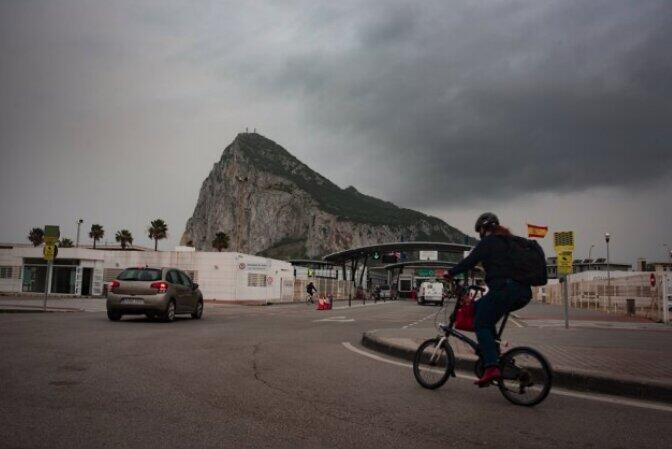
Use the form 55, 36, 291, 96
43, 244, 58, 261
650, 273, 656, 288
556, 251, 573, 276
553, 231, 575, 253
44, 225, 60, 239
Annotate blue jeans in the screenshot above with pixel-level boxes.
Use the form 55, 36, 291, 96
475, 279, 532, 367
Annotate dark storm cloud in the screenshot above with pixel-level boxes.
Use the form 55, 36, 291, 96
226, 0, 672, 207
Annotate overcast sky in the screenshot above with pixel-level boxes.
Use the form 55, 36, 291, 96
1, 0, 671, 263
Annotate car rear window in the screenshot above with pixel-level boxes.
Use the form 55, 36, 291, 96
117, 268, 162, 282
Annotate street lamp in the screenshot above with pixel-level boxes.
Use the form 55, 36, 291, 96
605, 233, 611, 310
588, 244, 595, 271
75, 219, 84, 248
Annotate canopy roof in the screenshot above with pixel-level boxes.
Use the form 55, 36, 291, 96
323, 241, 472, 264
382, 260, 457, 271
289, 259, 338, 267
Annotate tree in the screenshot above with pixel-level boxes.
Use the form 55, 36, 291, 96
148, 219, 168, 251
211, 232, 230, 252
59, 238, 74, 248
89, 224, 104, 249
28, 228, 44, 247
115, 229, 133, 250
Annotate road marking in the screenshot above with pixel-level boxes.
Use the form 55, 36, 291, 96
509, 316, 524, 328
341, 342, 672, 413
332, 301, 395, 310
314, 316, 355, 323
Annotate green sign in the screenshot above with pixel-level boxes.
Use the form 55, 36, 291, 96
416, 268, 435, 277
44, 225, 60, 239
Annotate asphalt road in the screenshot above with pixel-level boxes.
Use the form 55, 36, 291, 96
1, 301, 670, 449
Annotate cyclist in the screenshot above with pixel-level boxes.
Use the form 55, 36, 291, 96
306, 282, 317, 303
444, 213, 532, 387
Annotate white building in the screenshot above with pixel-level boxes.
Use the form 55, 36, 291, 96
0, 245, 293, 304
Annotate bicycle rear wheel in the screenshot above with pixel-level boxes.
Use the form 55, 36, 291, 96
413, 338, 454, 389
497, 347, 552, 406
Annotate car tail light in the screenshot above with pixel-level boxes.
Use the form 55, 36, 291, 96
110, 280, 120, 292
150, 281, 168, 293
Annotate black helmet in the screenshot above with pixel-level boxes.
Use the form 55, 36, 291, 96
475, 212, 499, 234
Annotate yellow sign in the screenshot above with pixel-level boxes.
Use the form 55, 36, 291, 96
44, 236, 58, 245
556, 250, 573, 276
43, 244, 57, 262
553, 231, 575, 253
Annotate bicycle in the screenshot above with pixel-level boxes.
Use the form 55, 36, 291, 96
412, 280, 553, 406
306, 292, 316, 304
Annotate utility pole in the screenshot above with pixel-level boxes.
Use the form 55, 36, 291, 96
75, 219, 84, 247
588, 244, 595, 271
605, 233, 611, 310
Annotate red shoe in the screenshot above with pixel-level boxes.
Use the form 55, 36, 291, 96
475, 366, 501, 388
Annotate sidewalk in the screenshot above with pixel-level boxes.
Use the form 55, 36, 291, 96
0, 296, 107, 312
362, 303, 672, 403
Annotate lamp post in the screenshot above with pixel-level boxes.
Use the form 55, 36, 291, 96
588, 244, 595, 271
605, 233, 611, 310
75, 219, 84, 247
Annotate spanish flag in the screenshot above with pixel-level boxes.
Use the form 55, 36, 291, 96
527, 223, 548, 238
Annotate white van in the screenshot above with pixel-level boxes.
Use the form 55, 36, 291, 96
418, 281, 444, 306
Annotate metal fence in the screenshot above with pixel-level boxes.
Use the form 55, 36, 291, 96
293, 278, 354, 303
533, 273, 663, 321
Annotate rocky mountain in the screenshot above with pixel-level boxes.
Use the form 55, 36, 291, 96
181, 133, 471, 259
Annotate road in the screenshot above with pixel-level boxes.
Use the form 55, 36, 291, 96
1, 301, 670, 448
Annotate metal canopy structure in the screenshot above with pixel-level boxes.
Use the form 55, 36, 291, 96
323, 241, 471, 264
322, 241, 473, 306
289, 259, 338, 267
382, 260, 457, 271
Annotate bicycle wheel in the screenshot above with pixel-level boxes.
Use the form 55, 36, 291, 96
497, 347, 552, 406
413, 338, 454, 389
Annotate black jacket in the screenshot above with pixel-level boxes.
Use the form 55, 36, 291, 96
449, 235, 514, 287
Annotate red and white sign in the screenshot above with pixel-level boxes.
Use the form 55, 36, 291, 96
267, 276, 274, 285
650, 273, 656, 288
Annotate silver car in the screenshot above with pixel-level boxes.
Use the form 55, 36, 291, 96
106, 267, 203, 322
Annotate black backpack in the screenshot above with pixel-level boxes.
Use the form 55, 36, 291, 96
506, 236, 548, 286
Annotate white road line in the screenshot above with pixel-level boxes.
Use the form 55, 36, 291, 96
509, 316, 524, 328
341, 342, 672, 413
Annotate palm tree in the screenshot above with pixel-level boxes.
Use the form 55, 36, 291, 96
148, 219, 168, 251
89, 224, 104, 249
211, 232, 230, 252
59, 238, 74, 248
115, 229, 133, 250
28, 228, 44, 247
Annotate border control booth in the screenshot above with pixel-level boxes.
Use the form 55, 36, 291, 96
323, 241, 473, 303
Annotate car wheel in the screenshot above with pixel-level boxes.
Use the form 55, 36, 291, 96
107, 310, 122, 321
162, 300, 176, 322
191, 300, 203, 320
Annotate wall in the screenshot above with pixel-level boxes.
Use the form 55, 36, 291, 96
99, 250, 293, 303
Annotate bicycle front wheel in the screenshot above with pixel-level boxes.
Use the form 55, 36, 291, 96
498, 347, 552, 406
413, 338, 454, 389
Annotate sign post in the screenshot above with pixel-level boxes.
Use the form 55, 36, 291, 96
554, 231, 575, 329
42, 226, 60, 311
